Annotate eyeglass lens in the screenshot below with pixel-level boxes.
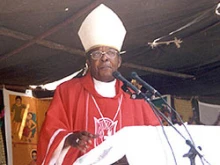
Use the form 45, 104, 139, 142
90, 50, 118, 60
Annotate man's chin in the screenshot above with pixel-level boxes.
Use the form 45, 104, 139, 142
98, 73, 115, 82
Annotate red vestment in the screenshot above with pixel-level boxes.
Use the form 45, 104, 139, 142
37, 73, 160, 165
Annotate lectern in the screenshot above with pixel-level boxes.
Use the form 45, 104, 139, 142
74, 125, 220, 165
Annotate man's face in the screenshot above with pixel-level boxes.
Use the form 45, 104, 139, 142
15, 98, 21, 105
87, 46, 121, 82
27, 113, 32, 120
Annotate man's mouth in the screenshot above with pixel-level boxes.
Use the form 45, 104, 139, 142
99, 66, 112, 70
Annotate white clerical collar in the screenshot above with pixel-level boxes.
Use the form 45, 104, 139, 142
93, 78, 116, 97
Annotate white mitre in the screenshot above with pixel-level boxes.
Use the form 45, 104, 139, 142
78, 4, 126, 52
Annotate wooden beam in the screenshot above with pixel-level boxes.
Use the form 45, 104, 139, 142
0, 84, 27, 92
0, 26, 194, 79
122, 62, 195, 79
0, 27, 85, 56
0, 0, 105, 62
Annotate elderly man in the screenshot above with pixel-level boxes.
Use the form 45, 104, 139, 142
37, 4, 160, 164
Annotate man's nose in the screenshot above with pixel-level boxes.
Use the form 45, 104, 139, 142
100, 52, 109, 61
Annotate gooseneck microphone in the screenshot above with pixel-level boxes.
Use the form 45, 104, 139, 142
114, 71, 208, 165
112, 71, 141, 95
130, 72, 207, 165
131, 72, 160, 97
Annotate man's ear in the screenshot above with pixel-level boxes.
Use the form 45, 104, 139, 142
86, 59, 90, 67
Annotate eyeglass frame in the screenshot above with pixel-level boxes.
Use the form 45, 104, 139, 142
87, 49, 120, 60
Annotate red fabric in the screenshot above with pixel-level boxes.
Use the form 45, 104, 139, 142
37, 73, 160, 165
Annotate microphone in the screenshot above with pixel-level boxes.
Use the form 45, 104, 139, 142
121, 83, 144, 99
121, 84, 132, 95
131, 72, 160, 97
112, 71, 141, 95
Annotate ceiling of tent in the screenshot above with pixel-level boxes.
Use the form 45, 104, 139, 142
0, 0, 220, 97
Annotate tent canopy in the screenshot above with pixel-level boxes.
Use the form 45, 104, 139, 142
0, 0, 220, 97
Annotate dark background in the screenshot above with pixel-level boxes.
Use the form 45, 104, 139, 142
0, 0, 220, 101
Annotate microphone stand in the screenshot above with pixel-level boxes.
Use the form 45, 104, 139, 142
133, 86, 207, 165
113, 71, 209, 165
183, 140, 203, 165
130, 72, 210, 165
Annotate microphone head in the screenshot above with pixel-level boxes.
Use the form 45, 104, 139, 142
112, 71, 121, 78
131, 71, 138, 78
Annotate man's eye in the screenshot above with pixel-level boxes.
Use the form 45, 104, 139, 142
107, 51, 117, 56
94, 52, 102, 56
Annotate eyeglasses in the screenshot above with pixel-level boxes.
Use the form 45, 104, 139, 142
90, 49, 119, 60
